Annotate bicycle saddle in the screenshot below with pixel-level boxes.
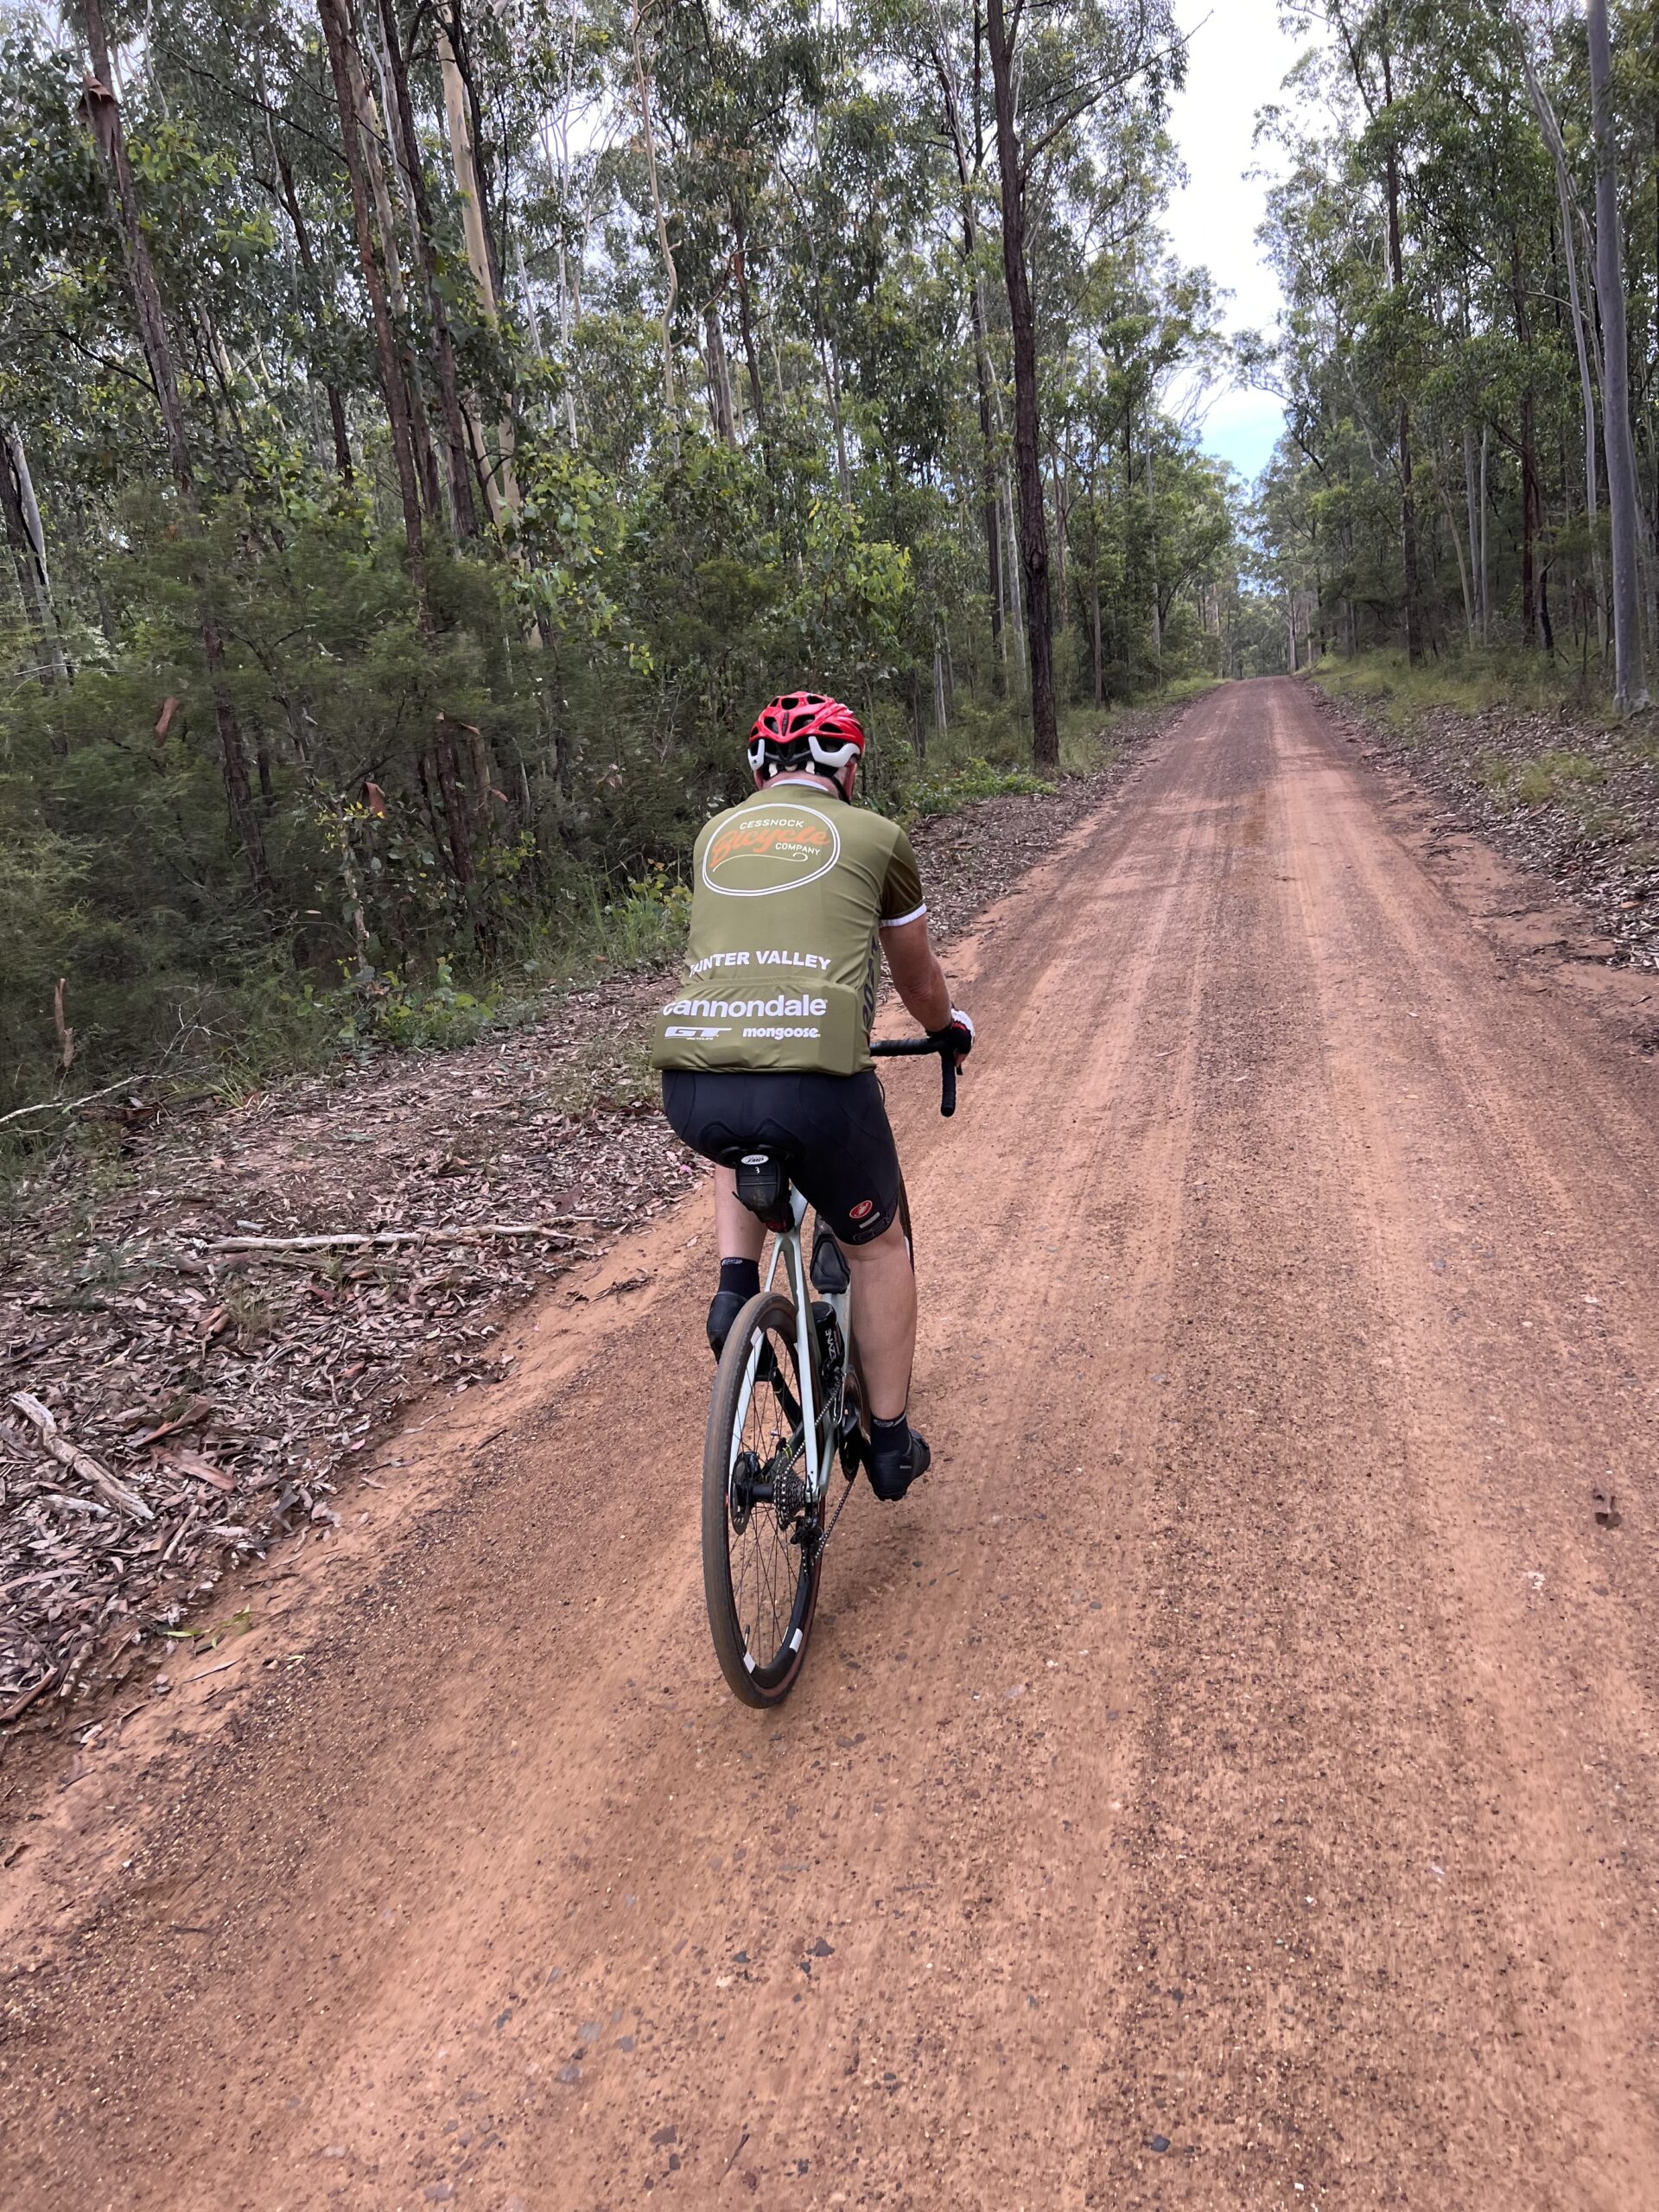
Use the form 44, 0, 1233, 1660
731, 1149, 794, 1230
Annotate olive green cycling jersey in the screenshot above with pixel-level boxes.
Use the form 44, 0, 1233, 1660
651, 780, 925, 1075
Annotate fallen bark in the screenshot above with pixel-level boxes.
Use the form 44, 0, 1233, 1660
7, 1394, 155, 1522
204, 1222, 601, 1254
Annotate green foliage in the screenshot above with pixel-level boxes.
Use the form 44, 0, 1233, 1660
912, 759, 1056, 817
1510, 752, 1605, 806
1249, 3, 1659, 690
0, 0, 1237, 1114
1312, 646, 1606, 722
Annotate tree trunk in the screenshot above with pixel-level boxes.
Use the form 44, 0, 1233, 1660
1438, 447, 1473, 637
1381, 96, 1421, 664
1524, 50, 1605, 662
1462, 423, 1481, 644
627, 0, 678, 443
77, 0, 274, 908
932, 13, 1007, 687
516, 231, 547, 365
438, 19, 523, 515
376, 0, 480, 537
1001, 461, 1028, 685
1589, 0, 1649, 709
971, 267, 1006, 683
444, 3, 505, 303
727, 203, 777, 505
270, 135, 354, 483
826, 343, 851, 499
345, 28, 442, 523
2, 422, 69, 689
1052, 435, 1069, 631
704, 302, 737, 445
1522, 391, 1541, 647
317, 0, 427, 588
788, 130, 852, 500
1144, 439, 1161, 675
1090, 531, 1103, 708
985, 0, 1058, 766
431, 722, 477, 887
1478, 424, 1491, 643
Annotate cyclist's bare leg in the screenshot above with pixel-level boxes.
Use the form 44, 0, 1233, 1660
712, 1166, 765, 1263
710, 1170, 914, 1421
842, 1216, 916, 1421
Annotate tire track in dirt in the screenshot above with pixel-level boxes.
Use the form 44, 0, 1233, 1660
5, 680, 1659, 2212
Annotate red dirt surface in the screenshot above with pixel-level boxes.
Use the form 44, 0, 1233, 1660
4, 677, 1659, 2210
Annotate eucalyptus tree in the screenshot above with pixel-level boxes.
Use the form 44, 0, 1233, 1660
981, 0, 1184, 763
0, 0, 1243, 1109
1586, 0, 1646, 709
1256, 0, 1618, 668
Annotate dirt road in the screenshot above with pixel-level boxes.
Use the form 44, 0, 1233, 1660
7, 677, 1659, 2210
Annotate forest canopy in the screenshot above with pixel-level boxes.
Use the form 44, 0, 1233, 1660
1250, 0, 1659, 718
0, 0, 1254, 1112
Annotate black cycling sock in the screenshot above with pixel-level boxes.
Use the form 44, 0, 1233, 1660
719, 1257, 760, 1302
870, 1412, 910, 1452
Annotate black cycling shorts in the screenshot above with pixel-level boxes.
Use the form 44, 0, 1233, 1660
661, 1068, 902, 1245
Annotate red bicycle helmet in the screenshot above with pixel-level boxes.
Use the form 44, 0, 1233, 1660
747, 692, 866, 782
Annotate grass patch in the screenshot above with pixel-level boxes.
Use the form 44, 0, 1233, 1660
1512, 751, 1605, 806
911, 758, 1055, 818
1309, 645, 1610, 725
1482, 749, 1606, 805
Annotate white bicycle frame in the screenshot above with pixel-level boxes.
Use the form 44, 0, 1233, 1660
728, 1188, 849, 1508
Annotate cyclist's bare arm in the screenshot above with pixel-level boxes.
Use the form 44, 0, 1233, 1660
880, 915, 952, 1034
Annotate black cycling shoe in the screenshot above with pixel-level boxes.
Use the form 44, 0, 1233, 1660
707, 1289, 748, 1359
866, 1424, 931, 1503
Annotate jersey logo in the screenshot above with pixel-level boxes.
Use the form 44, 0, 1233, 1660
702, 804, 842, 898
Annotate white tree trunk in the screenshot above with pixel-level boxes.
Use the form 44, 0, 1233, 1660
626, 0, 678, 450
440, 24, 524, 516
1524, 48, 1606, 661
3, 421, 68, 684
1462, 423, 1481, 645
1588, 0, 1648, 709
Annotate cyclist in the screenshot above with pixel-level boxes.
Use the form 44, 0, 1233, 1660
653, 692, 973, 1503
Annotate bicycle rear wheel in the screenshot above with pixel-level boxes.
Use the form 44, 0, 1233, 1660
702, 1288, 823, 1707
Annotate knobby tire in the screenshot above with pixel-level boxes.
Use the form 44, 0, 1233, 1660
702, 1288, 823, 1707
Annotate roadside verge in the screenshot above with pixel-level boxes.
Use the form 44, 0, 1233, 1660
1307, 675, 1659, 1049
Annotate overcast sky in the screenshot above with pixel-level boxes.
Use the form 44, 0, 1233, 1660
1163, 0, 1309, 485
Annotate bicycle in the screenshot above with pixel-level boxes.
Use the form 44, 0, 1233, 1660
700, 1034, 959, 1707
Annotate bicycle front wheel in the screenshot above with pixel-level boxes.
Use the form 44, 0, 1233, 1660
702, 1288, 823, 1707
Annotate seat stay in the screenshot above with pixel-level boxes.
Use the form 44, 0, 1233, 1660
778, 1217, 823, 1506
739, 1185, 824, 1505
